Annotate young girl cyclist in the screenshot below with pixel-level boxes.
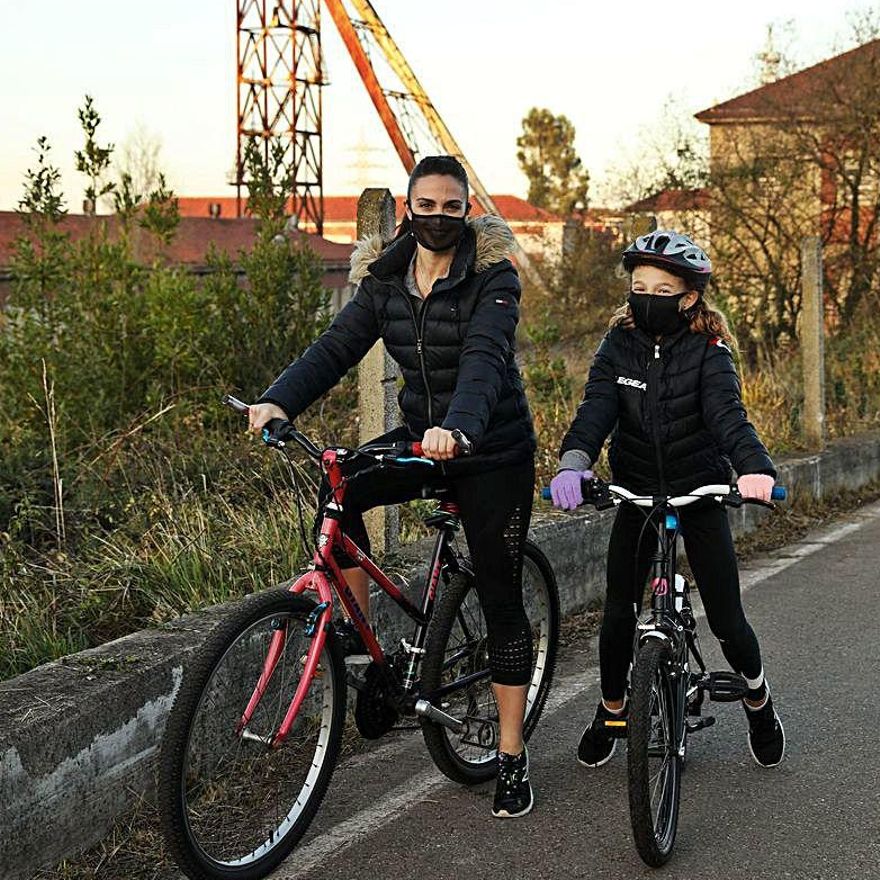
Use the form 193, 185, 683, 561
249, 156, 538, 818
550, 230, 785, 770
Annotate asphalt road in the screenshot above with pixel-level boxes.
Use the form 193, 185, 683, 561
265, 503, 880, 880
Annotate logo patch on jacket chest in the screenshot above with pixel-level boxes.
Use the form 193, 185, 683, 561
617, 376, 647, 391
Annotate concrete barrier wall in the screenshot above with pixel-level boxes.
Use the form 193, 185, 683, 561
2, 433, 879, 879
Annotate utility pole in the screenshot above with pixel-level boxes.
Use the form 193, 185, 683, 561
800, 236, 826, 450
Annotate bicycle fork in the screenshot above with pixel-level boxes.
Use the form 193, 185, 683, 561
236, 573, 335, 749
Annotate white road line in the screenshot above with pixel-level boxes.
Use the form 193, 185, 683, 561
270, 500, 880, 878
269, 771, 449, 879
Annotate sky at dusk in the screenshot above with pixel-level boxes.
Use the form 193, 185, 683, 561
0, 1, 874, 213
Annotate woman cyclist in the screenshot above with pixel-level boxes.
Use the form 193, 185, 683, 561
550, 230, 785, 770
249, 156, 538, 818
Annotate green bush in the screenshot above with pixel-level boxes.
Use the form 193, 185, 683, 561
0, 113, 343, 679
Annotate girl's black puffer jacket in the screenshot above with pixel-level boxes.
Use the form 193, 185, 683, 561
560, 323, 776, 495
259, 216, 536, 473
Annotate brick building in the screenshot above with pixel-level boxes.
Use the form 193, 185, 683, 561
0, 212, 354, 308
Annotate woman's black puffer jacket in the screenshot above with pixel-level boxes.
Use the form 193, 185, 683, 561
560, 323, 775, 495
259, 216, 536, 473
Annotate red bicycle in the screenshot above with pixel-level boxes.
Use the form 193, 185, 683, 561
159, 395, 559, 880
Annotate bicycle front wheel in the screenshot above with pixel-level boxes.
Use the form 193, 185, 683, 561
627, 639, 683, 867
159, 589, 346, 880
420, 540, 559, 784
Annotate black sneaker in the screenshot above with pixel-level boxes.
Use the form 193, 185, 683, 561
744, 694, 785, 767
578, 701, 627, 768
492, 747, 534, 819
334, 619, 370, 662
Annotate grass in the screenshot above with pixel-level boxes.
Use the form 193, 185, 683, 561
0, 424, 321, 680
5, 287, 880, 684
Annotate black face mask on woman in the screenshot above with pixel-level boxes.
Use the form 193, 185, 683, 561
628, 291, 693, 337
409, 211, 466, 252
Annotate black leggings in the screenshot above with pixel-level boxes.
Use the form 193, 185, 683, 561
600, 501, 763, 701
316, 428, 536, 686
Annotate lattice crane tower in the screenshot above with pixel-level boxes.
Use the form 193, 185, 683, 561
235, 1, 325, 231
235, 0, 541, 283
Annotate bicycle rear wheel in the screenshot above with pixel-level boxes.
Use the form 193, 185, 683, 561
159, 589, 346, 880
420, 541, 559, 784
627, 639, 682, 867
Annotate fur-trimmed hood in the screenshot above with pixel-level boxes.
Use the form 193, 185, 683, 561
348, 214, 515, 285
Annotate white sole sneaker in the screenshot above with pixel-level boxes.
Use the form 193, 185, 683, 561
492, 787, 535, 819
747, 712, 786, 768
577, 736, 617, 768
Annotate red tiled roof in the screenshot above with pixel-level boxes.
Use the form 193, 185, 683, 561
626, 188, 710, 214
0, 211, 353, 269
695, 39, 880, 123
177, 194, 563, 224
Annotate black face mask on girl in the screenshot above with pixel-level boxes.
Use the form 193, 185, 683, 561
628, 291, 693, 337
409, 211, 467, 252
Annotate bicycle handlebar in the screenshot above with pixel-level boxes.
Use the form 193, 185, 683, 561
222, 395, 469, 464
540, 479, 786, 508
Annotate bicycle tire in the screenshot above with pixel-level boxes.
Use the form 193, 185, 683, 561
420, 540, 559, 784
159, 589, 346, 880
627, 638, 682, 867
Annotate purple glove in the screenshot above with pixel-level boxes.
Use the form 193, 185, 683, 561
550, 470, 593, 510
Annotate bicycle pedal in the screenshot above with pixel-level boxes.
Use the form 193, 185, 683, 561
460, 715, 498, 749
701, 671, 749, 702
601, 718, 628, 738
686, 716, 716, 733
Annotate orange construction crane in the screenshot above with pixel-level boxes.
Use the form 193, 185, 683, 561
236, 1, 543, 285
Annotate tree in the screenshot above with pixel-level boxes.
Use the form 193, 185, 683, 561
243, 137, 294, 234
115, 123, 162, 199
17, 136, 66, 225
597, 97, 709, 210
74, 94, 115, 214
13, 136, 70, 308
706, 17, 880, 345
113, 124, 164, 223
139, 173, 180, 245
516, 108, 589, 217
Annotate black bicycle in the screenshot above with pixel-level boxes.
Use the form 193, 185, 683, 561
546, 477, 785, 867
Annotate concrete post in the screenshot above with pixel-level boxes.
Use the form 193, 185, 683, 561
800, 236, 826, 450
357, 189, 400, 554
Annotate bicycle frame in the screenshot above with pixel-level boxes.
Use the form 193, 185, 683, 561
635, 505, 700, 758
237, 446, 472, 747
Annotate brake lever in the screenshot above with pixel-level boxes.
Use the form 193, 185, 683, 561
722, 488, 775, 511
450, 429, 473, 456
583, 478, 615, 511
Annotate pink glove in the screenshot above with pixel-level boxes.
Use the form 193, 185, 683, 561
737, 473, 775, 502
550, 470, 593, 510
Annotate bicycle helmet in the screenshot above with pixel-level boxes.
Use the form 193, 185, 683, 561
622, 230, 712, 289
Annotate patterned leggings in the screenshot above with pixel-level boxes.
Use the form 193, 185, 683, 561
316, 427, 535, 686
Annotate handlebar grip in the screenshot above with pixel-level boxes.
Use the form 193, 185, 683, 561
409, 441, 424, 457
771, 486, 786, 501
261, 418, 291, 443
541, 487, 552, 501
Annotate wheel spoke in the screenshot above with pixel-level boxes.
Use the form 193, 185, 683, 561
167, 600, 341, 870
420, 545, 558, 782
